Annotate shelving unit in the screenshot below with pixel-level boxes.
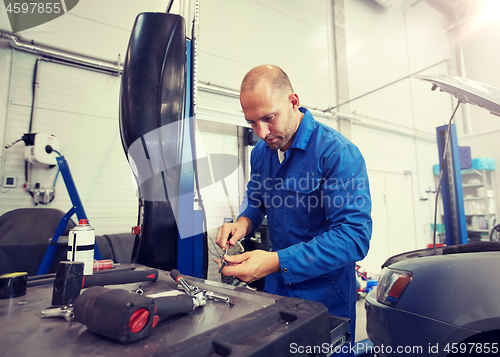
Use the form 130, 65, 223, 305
462, 170, 496, 240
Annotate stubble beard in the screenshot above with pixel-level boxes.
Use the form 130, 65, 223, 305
266, 107, 297, 151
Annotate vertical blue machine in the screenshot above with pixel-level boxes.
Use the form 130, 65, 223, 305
119, 13, 206, 278
436, 123, 468, 246
177, 40, 205, 278
415, 74, 500, 247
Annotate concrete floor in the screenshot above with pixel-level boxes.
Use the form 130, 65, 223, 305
355, 298, 368, 342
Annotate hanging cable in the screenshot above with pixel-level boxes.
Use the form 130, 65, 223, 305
188, 0, 213, 278
166, 0, 175, 13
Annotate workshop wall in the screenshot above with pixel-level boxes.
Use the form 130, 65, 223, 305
0, 0, 185, 234
197, 0, 335, 109
195, 0, 337, 128
0, 0, 178, 64
0, 49, 138, 234
0, 0, 248, 238
1, 0, 494, 276
459, 10, 500, 134
191, 0, 458, 274
343, 0, 455, 273
194, 0, 339, 233
195, 120, 240, 236
455, 10, 500, 225
454, 5, 500, 221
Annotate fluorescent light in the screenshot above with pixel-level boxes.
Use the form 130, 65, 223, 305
480, 0, 500, 21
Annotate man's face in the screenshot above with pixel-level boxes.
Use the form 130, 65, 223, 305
240, 85, 299, 151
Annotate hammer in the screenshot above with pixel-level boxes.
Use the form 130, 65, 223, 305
51, 261, 159, 306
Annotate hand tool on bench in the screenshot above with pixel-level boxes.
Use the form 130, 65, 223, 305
171, 269, 231, 304
51, 261, 159, 306
42, 286, 197, 342
41, 269, 231, 343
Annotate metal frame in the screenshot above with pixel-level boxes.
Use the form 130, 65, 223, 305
36, 155, 101, 275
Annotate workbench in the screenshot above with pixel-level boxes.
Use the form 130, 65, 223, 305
0, 267, 350, 356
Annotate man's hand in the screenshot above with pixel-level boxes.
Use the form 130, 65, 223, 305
215, 216, 253, 252
213, 250, 280, 283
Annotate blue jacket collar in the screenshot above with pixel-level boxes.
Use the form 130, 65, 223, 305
290, 107, 314, 152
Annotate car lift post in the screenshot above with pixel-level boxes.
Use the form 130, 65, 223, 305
176, 39, 204, 278
436, 123, 468, 246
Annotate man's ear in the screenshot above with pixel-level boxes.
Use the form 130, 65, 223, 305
289, 93, 300, 109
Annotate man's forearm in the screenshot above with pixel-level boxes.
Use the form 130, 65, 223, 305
237, 215, 253, 236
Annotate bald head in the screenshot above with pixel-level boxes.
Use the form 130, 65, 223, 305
239, 65, 303, 152
240, 65, 294, 99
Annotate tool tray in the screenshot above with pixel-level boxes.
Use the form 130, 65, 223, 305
0, 266, 349, 356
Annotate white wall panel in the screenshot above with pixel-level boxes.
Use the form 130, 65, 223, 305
384, 171, 417, 255
352, 125, 417, 173
460, 17, 500, 133
404, 1, 452, 74
349, 82, 413, 129
342, 0, 455, 272
358, 170, 389, 275
360, 169, 419, 275
0, 51, 137, 235
197, 0, 333, 111
403, 2, 457, 131
196, 91, 244, 127
350, 112, 440, 272
36, 62, 120, 119
195, 122, 239, 234
0, 0, 176, 62
410, 76, 455, 133
345, 0, 408, 99
252, 0, 328, 31
414, 139, 440, 247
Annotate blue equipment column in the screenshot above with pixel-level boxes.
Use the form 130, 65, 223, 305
436, 124, 468, 245
176, 40, 205, 278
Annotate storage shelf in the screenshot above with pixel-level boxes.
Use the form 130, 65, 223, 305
461, 169, 496, 240
461, 170, 486, 175
463, 183, 484, 188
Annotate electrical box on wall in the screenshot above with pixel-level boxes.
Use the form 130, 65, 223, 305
24, 134, 60, 165
2, 176, 17, 188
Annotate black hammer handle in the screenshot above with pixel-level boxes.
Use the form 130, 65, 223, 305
154, 294, 194, 318
82, 268, 159, 288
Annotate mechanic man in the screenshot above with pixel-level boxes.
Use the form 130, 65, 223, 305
214, 65, 372, 349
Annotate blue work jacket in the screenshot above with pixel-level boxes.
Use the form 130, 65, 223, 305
239, 108, 372, 327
